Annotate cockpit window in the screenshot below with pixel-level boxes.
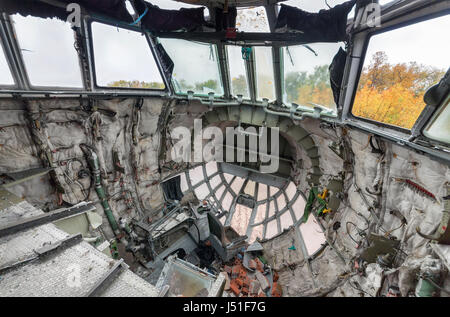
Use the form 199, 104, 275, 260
0, 44, 14, 86
12, 15, 83, 88
91, 22, 165, 89
423, 95, 450, 145
227, 45, 250, 99
282, 43, 343, 112
255, 46, 276, 101
352, 15, 450, 130
236, 6, 270, 33
160, 38, 223, 96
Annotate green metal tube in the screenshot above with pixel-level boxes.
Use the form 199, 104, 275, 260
80, 144, 120, 234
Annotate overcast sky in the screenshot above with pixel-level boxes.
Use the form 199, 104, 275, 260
0, 1, 448, 89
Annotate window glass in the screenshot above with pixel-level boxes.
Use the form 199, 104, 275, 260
352, 15, 450, 129
236, 7, 270, 32
13, 15, 82, 87
91, 22, 164, 89
160, 38, 223, 96
283, 43, 343, 112
423, 96, 450, 144
0, 44, 14, 85
227, 46, 250, 99
255, 46, 276, 101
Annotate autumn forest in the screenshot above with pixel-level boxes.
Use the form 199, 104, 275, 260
108, 51, 444, 130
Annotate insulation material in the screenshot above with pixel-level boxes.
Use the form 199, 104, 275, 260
1, 0, 133, 23
0, 97, 167, 240
134, 0, 207, 32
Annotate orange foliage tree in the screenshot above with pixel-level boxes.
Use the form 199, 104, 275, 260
353, 51, 444, 129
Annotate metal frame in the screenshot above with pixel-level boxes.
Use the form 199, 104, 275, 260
86, 16, 171, 94
340, 0, 450, 164
179, 161, 328, 260
0, 1, 448, 165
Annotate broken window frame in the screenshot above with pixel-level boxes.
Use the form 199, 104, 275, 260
9, 14, 85, 91
346, 12, 450, 134
88, 19, 168, 92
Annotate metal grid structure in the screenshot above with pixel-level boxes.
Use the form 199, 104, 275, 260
0, 191, 159, 297
176, 161, 327, 257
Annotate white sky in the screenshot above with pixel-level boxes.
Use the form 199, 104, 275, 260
91, 22, 164, 86
0, 1, 448, 90
365, 14, 450, 70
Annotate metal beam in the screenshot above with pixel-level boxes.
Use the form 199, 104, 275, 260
0, 202, 96, 238
86, 259, 128, 297
154, 31, 339, 46
217, 43, 231, 99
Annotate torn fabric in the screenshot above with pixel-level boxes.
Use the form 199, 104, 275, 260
275, 0, 356, 42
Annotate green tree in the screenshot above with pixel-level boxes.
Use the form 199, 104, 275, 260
231, 75, 249, 97
108, 80, 164, 89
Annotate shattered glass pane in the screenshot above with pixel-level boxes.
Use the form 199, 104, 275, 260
283, 43, 343, 112
227, 46, 250, 99
255, 46, 276, 101
0, 44, 13, 85
160, 39, 223, 96
91, 22, 164, 89
13, 15, 83, 88
236, 6, 270, 32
